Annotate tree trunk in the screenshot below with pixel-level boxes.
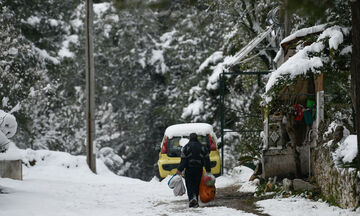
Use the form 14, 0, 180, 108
280, 0, 291, 38
351, 0, 360, 170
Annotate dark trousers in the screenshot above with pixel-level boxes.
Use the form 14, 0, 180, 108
185, 167, 203, 201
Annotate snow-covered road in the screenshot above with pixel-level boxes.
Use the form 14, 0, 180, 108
0, 149, 358, 216
0, 166, 254, 216
0, 150, 257, 216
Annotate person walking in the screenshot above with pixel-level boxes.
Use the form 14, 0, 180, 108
176, 133, 211, 208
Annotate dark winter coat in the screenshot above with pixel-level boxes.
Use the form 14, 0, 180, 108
177, 137, 211, 172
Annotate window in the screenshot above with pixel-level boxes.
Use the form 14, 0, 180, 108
166, 135, 212, 157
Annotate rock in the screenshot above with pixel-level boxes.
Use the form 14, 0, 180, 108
239, 179, 259, 193
282, 178, 293, 192
332, 126, 344, 143
293, 179, 316, 191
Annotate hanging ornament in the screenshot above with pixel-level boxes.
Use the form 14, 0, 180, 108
293, 104, 304, 121
304, 109, 313, 125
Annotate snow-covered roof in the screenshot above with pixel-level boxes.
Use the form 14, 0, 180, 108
164, 123, 214, 138
281, 24, 327, 47
266, 42, 324, 93
264, 25, 347, 105
274, 24, 327, 64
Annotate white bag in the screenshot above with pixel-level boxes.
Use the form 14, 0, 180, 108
168, 174, 186, 196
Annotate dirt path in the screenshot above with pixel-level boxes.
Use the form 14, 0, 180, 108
163, 184, 272, 215
204, 185, 271, 216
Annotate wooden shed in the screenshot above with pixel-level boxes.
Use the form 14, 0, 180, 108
262, 26, 326, 179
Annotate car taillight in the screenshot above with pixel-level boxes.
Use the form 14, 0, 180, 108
161, 137, 168, 154
208, 134, 216, 151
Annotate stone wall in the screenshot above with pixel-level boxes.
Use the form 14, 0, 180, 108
312, 146, 360, 208
262, 146, 310, 179
0, 160, 22, 180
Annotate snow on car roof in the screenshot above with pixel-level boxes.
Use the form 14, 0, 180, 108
164, 123, 214, 138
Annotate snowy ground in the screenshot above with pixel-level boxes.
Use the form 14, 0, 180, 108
0, 149, 359, 216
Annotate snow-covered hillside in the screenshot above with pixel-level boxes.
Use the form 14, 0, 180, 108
0, 148, 358, 216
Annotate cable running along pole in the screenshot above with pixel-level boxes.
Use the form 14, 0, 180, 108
85, 0, 96, 173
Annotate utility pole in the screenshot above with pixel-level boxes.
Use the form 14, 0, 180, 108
85, 0, 96, 173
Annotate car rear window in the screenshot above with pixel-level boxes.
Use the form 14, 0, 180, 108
166, 135, 211, 157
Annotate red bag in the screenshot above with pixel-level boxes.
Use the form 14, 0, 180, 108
199, 170, 216, 203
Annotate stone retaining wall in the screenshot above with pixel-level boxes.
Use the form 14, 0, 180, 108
0, 160, 22, 180
262, 146, 310, 179
312, 146, 360, 208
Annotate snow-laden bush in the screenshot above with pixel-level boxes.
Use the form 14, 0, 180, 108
323, 122, 358, 168
98, 147, 130, 176
0, 109, 18, 152
333, 135, 358, 167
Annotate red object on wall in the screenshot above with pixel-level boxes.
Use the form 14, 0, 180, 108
293, 104, 304, 121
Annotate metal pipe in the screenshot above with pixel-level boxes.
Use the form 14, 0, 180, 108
220, 73, 225, 175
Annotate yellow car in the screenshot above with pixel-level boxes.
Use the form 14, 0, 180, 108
157, 123, 221, 180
